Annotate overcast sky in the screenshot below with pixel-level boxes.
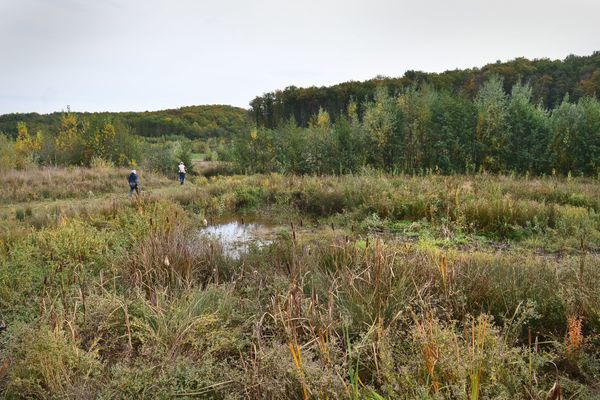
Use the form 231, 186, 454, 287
1, 0, 599, 114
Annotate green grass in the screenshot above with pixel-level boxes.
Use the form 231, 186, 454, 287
190, 152, 206, 161
1, 167, 600, 398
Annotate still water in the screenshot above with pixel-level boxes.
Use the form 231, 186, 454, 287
199, 218, 274, 259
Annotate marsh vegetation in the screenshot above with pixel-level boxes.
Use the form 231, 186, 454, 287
1, 167, 599, 399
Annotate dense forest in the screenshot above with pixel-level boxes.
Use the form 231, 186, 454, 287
250, 52, 600, 128
0, 105, 249, 140
235, 76, 600, 175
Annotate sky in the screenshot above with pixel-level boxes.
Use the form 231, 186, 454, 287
1, 0, 599, 114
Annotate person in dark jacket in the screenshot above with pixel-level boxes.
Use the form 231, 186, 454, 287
128, 170, 140, 196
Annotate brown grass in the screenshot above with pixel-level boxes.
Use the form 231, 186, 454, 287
0, 166, 170, 203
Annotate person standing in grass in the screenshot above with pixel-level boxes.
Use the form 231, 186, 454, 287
128, 169, 140, 196
178, 162, 186, 185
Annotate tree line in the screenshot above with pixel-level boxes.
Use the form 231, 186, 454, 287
0, 110, 204, 175
250, 52, 600, 128
0, 105, 249, 141
234, 76, 600, 175
0, 112, 140, 169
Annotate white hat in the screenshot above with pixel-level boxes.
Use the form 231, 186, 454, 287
131, 170, 137, 174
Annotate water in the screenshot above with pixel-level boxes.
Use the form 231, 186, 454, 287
199, 218, 275, 259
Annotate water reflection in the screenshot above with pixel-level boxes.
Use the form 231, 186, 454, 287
200, 219, 273, 259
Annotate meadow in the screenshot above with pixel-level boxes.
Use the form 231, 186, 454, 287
0, 167, 599, 399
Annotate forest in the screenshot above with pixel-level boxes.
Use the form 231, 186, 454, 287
236, 76, 600, 175
250, 52, 600, 128
0, 104, 249, 141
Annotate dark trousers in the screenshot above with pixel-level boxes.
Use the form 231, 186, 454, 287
179, 172, 186, 185
129, 184, 139, 196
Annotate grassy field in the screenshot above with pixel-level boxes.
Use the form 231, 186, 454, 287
1, 168, 600, 399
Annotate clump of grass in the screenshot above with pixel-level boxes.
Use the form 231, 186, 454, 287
468, 315, 488, 400
14, 208, 25, 221
3, 323, 102, 398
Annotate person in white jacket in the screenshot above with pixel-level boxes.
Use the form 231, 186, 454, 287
178, 162, 186, 185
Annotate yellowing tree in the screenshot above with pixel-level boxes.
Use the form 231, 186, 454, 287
55, 112, 84, 164
55, 113, 79, 151
91, 121, 116, 159
316, 107, 330, 129
14, 122, 41, 168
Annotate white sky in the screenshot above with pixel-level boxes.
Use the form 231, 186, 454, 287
1, 0, 599, 114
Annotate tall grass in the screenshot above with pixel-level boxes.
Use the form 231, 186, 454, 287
1, 171, 600, 398
0, 166, 170, 203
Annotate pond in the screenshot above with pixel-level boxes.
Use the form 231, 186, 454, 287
199, 217, 277, 259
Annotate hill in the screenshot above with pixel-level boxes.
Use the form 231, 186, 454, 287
0, 104, 250, 140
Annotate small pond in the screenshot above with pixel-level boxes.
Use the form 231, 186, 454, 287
199, 217, 277, 259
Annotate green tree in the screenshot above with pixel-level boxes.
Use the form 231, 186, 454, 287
175, 143, 195, 175
233, 126, 276, 174
0, 134, 17, 171
331, 101, 367, 173
550, 96, 581, 174
579, 97, 600, 173
363, 87, 404, 170
475, 76, 510, 171
397, 86, 436, 171
506, 83, 551, 173
552, 96, 600, 174
429, 92, 477, 172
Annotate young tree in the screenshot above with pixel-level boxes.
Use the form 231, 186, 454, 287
14, 122, 41, 168
429, 92, 477, 172
331, 101, 367, 174
550, 96, 581, 174
55, 112, 84, 165
578, 97, 600, 174
397, 86, 436, 171
0, 134, 17, 171
233, 126, 276, 173
475, 76, 510, 171
272, 118, 311, 174
363, 87, 404, 170
506, 82, 551, 173
94, 121, 117, 160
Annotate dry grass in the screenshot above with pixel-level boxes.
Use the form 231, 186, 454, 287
0, 166, 170, 203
